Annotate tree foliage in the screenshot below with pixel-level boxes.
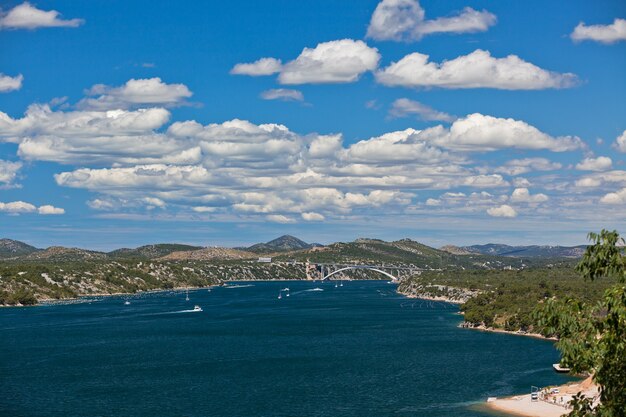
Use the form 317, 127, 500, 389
535, 230, 626, 417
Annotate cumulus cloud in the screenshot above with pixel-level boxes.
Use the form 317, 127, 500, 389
78, 78, 193, 110
510, 188, 548, 203
428, 113, 581, 152
600, 188, 626, 205
389, 98, 456, 122
302, 212, 325, 221
38, 205, 65, 215
576, 156, 612, 172
0, 200, 64, 215
0, 160, 22, 187
366, 0, 496, 41
233, 40, 380, 85
487, 204, 517, 218
615, 130, 626, 152
0, 73, 23, 92
230, 58, 282, 76
376, 49, 578, 90
260, 88, 304, 102
0, 2, 84, 30
496, 158, 562, 175
266, 214, 296, 223
279, 39, 380, 84
571, 18, 626, 44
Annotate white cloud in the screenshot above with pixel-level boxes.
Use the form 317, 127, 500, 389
38, 205, 65, 215
302, 212, 325, 221
510, 188, 548, 203
487, 204, 517, 218
571, 18, 626, 44
574, 177, 602, 188
497, 158, 562, 175
430, 113, 581, 152
0, 201, 63, 215
192, 206, 216, 213
0, 73, 23, 92
366, 0, 496, 41
376, 49, 578, 90
278, 39, 381, 84
389, 98, 456, 122
260, 88, 304, 102
512, 178, 531, 188
576, 156, 612, 172
0, 2, 84, 30
266, 214, 296, 223
0, 160, 22, 186
234, 40, 380, 85
230, 58, 282, 76
78, 78, 193, 110
600, 188, 626, 205
615, 130, 626, 152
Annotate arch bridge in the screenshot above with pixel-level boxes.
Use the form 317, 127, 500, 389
321, 265, 399, 282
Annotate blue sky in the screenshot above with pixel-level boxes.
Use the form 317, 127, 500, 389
0, 0, 625, 250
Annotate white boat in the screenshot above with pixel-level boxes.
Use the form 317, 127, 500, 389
553, 363, 570, 373
186, 288, 190, 301
124, 300, 131, 305
193, 305, 202, 312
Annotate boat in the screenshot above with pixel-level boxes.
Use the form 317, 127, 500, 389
193, 305, 202, 312
185, 288, 190, 301
553, 363, 570, 373
124, 300, 131, 305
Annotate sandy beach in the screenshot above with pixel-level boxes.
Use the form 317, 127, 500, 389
484, 376, 598, 417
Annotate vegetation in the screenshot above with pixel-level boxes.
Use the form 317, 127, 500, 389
398, 263, 612, 332
535, 230, 626, 416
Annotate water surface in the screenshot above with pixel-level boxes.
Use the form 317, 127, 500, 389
0, 281, 574, 416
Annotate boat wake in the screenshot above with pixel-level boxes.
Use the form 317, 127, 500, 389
224, 284, 255, 289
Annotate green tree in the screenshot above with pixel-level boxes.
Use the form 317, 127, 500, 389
535, 230, 626, 416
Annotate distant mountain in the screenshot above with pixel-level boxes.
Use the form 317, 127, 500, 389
451, 244, 587, 258
247, 235, 315, 253
0, 239, 39, 259
109, 243, 203, 259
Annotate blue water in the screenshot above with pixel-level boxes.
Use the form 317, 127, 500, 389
0, 281, 574, 417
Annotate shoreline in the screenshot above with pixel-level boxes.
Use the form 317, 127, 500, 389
482, 376, 597, 417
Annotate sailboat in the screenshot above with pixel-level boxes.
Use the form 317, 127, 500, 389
185, 288, 190, 301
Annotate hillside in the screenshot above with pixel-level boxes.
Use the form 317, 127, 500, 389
109, 243, 203, 259
273, 238, 541, 270
22, 247, 108, 262
0, 239, 39, 259
458, 244, 587, 258
159, 247, 256, 261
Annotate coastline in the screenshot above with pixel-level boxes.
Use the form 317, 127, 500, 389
481, 376, 597, 417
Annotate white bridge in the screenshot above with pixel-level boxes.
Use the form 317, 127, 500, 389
312, 264, 422, 282
322, 266, 399, 282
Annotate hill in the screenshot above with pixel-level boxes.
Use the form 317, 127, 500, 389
109, 243, 203, 259
22, 246, 108, 262
159, 247, 256, 261
458, 244, 587, 258
246, 235, 314, 253
0, 239, 39, 259
272, 238, 542, 270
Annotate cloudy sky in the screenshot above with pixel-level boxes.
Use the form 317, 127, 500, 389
1, 0, 625, 249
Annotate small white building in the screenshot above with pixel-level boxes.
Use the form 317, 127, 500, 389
257, 257, 272, 263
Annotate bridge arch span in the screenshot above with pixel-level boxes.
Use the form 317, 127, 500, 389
322, 266, 398, 282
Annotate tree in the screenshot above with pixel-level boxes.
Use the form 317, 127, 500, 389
535, 230, 626, 417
